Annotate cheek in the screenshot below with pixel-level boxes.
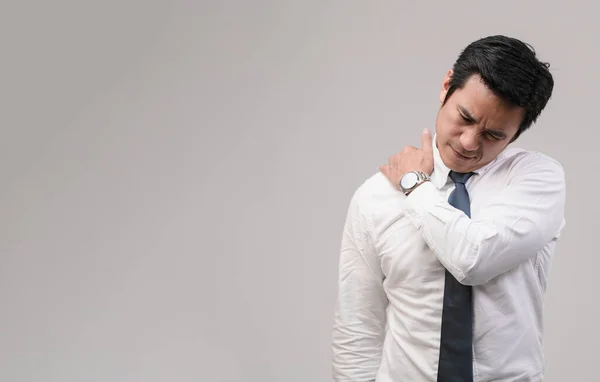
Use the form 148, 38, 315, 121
482, 143, 505, 159
437, 113, 460, 136
445, 123, 462, 139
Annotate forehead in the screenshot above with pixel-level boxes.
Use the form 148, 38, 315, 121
451, 75, 524, 131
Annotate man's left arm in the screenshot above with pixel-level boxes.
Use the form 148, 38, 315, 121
403, 153, 566, 285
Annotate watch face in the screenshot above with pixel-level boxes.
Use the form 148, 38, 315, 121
400, 171, 418, 190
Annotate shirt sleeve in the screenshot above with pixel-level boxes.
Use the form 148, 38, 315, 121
332, 188, 388, 381
402, 153, 566, 286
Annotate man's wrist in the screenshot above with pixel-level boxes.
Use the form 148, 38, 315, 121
405, 179, 430, 195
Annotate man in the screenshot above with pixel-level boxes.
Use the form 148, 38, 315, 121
331, 35, 566, 382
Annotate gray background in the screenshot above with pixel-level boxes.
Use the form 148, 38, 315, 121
1, 1, 596, 381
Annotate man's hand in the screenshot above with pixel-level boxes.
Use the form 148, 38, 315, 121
379, 128, 435, 191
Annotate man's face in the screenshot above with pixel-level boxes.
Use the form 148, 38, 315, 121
435, 71, 525, 173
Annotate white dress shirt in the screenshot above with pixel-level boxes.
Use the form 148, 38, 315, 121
332, 138, 566, 382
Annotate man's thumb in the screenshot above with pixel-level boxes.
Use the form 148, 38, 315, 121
421, 128, 433, 151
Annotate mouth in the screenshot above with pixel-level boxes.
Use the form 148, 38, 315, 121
451, 146, 476, 160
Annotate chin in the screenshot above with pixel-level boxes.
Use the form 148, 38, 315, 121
441, 146, 478, 172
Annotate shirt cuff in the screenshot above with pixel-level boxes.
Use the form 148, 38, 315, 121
403, 181, 444, 229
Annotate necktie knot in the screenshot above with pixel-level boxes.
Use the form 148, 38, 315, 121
449, 171, 474, 185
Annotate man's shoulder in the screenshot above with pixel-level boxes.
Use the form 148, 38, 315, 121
346, 171, 405, 218
352, 171, 399, 201
496, 147, 564, 174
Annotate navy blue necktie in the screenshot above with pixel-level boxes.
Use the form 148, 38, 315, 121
437, 171, 475, 382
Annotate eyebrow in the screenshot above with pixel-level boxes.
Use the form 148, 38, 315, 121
458, 106, 479, 123
458, 106, 508, 138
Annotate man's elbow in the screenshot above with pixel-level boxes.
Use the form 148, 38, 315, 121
331, 322, 384, 381
331, 344, 381, 382
451, 247, 529, 286
448, 247, 495, 286
456, 268, 493, 286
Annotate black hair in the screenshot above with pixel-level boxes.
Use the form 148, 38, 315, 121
443, 35, 554, 141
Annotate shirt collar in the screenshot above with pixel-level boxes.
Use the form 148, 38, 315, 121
430, 133, 499, 189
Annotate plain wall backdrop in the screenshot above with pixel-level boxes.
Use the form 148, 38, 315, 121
1, 1, 597, 381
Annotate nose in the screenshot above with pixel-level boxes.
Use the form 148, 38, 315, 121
459, 130, 480, 152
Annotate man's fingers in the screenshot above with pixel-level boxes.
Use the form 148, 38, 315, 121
380, 164, 396, 179
379, 164, 389, 176
380, 164, 401, 189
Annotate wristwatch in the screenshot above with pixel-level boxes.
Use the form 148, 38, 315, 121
399, 171, 431, 195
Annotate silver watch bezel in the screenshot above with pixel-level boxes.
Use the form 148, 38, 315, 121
399, 171, 430, 194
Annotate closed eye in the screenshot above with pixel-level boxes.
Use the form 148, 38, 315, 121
460, 114, 473, 124
485, 131, 504, 141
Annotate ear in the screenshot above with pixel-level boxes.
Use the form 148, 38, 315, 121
439, 69, 453, 104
